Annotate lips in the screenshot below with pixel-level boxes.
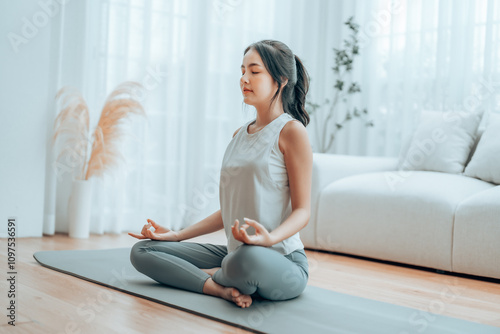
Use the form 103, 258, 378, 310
243, 88, 253, 93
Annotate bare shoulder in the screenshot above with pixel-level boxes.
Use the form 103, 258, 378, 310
279, 120, 310, 155
233, 126, 243, 138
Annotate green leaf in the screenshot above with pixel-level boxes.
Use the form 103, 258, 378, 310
334, 80, 344, 91
307, 15, 369, 147
348, 82, 361, 94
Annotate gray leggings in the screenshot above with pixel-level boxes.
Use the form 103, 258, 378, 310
129, 240, 309, 301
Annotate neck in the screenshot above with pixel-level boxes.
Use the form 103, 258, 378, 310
253, 100, 285, 128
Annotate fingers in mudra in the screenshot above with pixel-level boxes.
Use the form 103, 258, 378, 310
128, 222, 151, 239
148, 219, 171, 234
232, 218, 273, 247
232, 219, 247, 241
232, 218, 257, 244
128, 219, 168, 240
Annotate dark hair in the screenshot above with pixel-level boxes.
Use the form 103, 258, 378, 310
244, 40, 310, 127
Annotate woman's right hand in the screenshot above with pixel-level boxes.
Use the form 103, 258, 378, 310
128, 219, 180, 241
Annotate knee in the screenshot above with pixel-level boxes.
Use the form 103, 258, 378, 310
225, 245, 267, 275
275, 271, 308, 300
236, 244, 268, 264
130, 240, 151, 270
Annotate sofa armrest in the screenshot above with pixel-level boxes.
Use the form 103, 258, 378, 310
302, 153, 398, 248
311, 153, 399, 196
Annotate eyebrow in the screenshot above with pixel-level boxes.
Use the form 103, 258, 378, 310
240, 63, 262, 69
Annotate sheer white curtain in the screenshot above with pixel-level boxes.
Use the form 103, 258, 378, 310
336, 0, 500, 156
43, 0, 347, 235
43, 0, 499, 236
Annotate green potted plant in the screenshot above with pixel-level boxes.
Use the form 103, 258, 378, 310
307, 16, 374, 153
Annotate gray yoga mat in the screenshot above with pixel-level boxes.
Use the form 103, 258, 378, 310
33, 248, 499, 334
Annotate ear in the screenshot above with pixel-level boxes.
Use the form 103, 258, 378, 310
281, 78, 288, 88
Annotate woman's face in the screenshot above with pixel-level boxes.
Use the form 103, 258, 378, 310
240, 48, 279, 108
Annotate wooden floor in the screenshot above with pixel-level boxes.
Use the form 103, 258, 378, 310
3, 230, 500, 333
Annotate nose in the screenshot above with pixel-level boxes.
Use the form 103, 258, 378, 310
240, 73, 249, 85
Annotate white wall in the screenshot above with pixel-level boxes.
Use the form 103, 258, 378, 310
0, 0, 58, 237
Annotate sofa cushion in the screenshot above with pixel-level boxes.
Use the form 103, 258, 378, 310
453, 186, 500, 279
316, 171, 493, 270
398, 110, 483, 174
464, 113, 500, 184
464, 128, 484, 167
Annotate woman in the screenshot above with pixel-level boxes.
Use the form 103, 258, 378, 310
129, 39, 313, 309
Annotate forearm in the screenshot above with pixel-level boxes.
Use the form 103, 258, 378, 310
176, 209, 224, 241
269, 208, 309, 245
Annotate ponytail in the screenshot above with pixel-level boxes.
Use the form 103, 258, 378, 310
291, 55, 310, 127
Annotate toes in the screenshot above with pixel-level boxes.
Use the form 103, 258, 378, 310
234, 295, 252, 308
228, 288, 252, 308
231, 288, 240, 298
233, 296, 244, 306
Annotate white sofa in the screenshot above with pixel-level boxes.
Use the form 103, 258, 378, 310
302, 152, 500, 280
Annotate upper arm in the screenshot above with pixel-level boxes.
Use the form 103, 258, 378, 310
233, 126, 242, 138
280, 120, 313, 217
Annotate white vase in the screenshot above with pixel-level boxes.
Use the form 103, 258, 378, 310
67, 178, 93, 238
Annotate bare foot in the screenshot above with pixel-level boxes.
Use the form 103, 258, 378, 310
228, 287, 253, 308
203, 277, 253, 308
200, 267, 221, 276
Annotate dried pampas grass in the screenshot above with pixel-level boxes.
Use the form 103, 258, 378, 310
53, 81, 146, 180
53, 87, 91, 180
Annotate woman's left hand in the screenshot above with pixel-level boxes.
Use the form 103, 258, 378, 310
232, 218, 274, 247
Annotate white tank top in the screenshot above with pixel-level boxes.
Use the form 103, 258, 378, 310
219, 112, 305, 255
